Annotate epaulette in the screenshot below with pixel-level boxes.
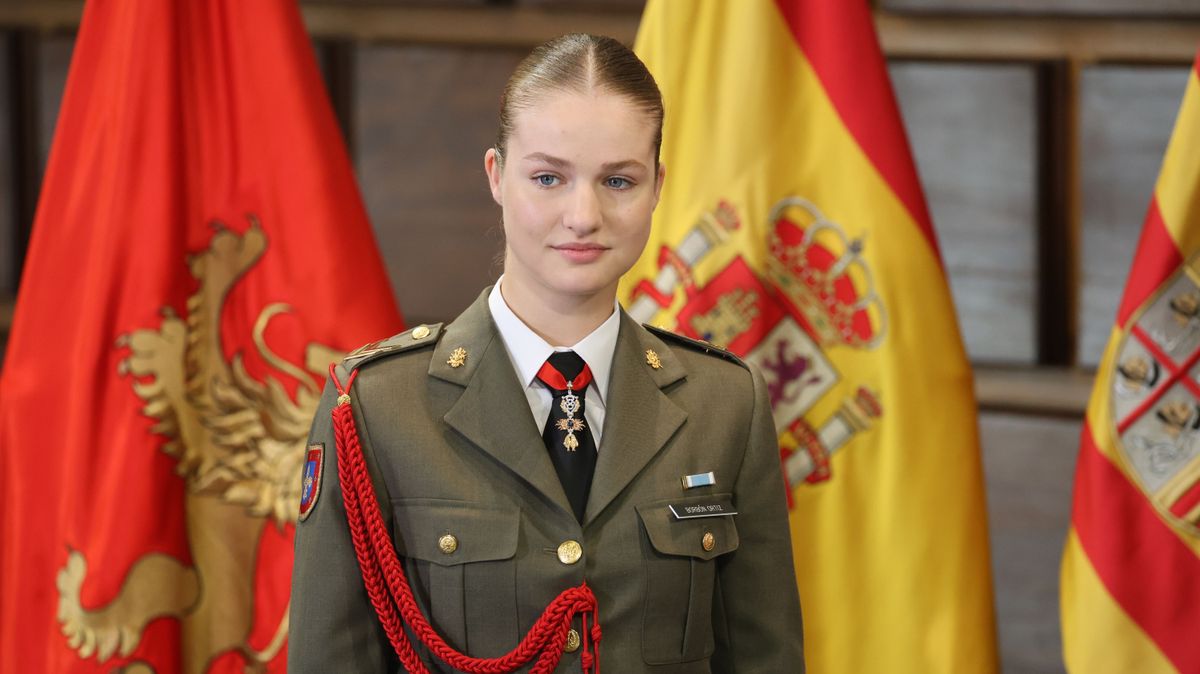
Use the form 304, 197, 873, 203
643, 324, 748, 369
342, 323, 444, 372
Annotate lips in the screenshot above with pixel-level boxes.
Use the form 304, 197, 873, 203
552, 243, 609, 263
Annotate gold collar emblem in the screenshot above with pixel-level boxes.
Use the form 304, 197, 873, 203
447, 347, 467, 368
645, 349, 663, 370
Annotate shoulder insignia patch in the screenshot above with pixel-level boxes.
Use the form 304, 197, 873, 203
298, 443, 324, 522
643, 324, 748, 369
342, 323, 443, 372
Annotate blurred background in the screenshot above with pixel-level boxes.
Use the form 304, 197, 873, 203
1, 1, 1198, 672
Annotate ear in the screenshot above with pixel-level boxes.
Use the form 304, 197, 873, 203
652, 162, 667, 206
484, 148, 503, 206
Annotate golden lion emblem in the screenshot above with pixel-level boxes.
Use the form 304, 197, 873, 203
55, 216, 342, 673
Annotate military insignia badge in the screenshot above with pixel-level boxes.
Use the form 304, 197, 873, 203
1111, 254, 1200, 534
299, 443, 325, 521
645, 349, 663, 369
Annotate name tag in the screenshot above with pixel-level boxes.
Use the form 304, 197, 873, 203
668, 502, 737, 519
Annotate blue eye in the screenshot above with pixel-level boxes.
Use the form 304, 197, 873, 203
606, 177, 632, 189
535, 174, 559, 187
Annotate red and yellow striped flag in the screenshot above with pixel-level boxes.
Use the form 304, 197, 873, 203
1061, 52, 1200, 674
626, 1, 998, 671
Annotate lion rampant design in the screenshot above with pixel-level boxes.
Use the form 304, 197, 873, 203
55, 216, 343, 673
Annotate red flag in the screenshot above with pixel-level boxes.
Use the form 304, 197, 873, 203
0, 1, 402, 671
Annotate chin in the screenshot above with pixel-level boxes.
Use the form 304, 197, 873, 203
540, 274, 618, 301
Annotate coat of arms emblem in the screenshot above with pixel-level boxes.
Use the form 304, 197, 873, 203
1111, 253, 1200, 534
627, 196, 886, 502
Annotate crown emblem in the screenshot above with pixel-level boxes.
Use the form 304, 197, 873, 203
765, 197, 886, 349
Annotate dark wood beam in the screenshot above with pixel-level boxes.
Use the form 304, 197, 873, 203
300, 3, 640, 46
7, 29, 39, 286
316, 39, 356, 159
975, 365, 1092, 417
1034, 60, 1079, 366
876, 12, 1200, 63
0, 2, 1197, 63
0, 295, 11, 331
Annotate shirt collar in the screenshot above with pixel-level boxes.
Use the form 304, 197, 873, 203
487, 277, 619, 403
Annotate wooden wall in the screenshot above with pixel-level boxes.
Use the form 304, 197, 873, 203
2, 2, 1199, 672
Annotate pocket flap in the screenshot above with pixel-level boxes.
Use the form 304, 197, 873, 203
391, 500, 520, 567
636, 493, 739, 560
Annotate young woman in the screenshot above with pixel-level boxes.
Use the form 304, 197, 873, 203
289, 34, 804, 673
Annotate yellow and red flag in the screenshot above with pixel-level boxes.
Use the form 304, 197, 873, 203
0, 1, 401, 671
1060, 52, 1200, 674
627, 1, 998, 671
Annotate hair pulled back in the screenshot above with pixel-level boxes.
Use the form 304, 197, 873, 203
495, 33, 664, 167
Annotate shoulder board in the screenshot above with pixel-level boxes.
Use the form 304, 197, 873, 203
342, 323, 443, 372
643, 324, 747, 369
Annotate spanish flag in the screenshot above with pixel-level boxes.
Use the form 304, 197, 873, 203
1060, 52, 1200, 674
627, 1, 998, 671
0, 0, 401, 671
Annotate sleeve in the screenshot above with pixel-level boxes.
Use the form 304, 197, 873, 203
287, 376, 394, 673
711, 364, 806, 673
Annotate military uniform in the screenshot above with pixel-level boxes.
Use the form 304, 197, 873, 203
288, 289, 805, 672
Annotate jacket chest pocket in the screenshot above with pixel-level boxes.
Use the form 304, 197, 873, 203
392, 500, 521, 660
636, 493, 739, 665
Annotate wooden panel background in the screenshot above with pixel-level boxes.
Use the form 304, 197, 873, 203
980, 412, 1079, 674
1077, 65, 1191, 366
36, 34, 69, 178
0, 36, 13, 296
891, 61, 1039, 364
355, 43, 523, 326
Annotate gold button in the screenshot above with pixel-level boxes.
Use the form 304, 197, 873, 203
702, 532, 716, 552
564, 628, 581, 653
412, 325, 431, 340
438, 534, 458, 555
557, 540, 582, 565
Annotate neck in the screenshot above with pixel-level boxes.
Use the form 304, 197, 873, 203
500, 275, 616, 347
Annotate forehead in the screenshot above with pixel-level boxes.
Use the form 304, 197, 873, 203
507, 88, 657, 163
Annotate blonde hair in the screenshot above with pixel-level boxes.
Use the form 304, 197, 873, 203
495, 33, 664, 167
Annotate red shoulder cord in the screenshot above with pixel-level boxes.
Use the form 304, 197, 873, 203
327, 364, 601, 673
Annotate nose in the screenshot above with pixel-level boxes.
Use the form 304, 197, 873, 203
563, 183, 601, 235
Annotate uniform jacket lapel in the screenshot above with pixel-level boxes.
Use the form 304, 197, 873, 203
431, 291, 574, 517
585, 312, 688, 526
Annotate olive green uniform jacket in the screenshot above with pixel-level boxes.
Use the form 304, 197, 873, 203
288, 290, 804, 672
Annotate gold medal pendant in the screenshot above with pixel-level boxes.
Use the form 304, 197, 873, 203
560, 392, 580, 416
556, 418, 585, 432
559, 380, 584, 451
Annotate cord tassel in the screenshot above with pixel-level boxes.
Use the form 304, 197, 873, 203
328, 364, 600, 673
580, 610, 599, 674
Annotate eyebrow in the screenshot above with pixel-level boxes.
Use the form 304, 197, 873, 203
522, 152, 647, 173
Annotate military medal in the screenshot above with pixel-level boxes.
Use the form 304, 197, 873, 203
536, 355, 594, 453
557, 381, 585, 451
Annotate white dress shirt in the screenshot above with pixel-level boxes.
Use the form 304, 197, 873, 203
487, 278, 619, 449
